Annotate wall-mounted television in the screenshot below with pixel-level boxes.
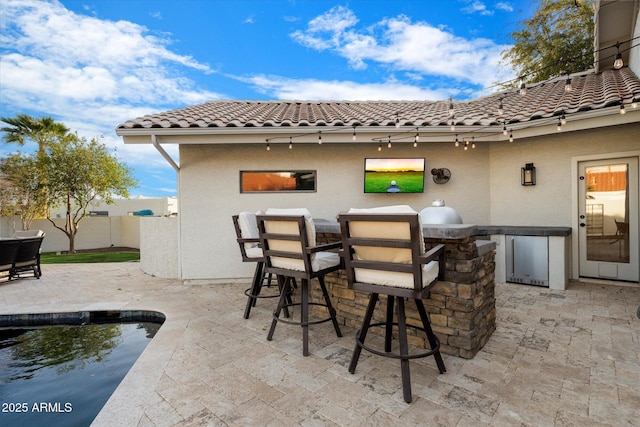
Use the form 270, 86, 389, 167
364, 158, 425, 193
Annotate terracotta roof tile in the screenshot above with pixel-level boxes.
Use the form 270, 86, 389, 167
117, 69, 640, 131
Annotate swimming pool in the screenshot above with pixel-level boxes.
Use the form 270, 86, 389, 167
0, 310, 164, 427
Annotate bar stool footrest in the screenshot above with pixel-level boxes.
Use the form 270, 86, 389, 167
355, 322, 441, 360
273, 302, 337, 327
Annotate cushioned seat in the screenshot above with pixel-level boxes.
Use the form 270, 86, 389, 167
339, 206, 446, 403
257, 208, 342, 356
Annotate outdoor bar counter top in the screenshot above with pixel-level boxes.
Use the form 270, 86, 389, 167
315, 219, 572, 237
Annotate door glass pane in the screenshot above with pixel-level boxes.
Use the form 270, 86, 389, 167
585, 163, 629, 263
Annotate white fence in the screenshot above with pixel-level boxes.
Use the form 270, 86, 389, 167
0, 215, 140, 253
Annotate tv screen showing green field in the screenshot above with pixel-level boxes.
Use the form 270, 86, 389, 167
364, 158, 425, 193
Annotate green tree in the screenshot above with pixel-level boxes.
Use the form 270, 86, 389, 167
0, 153, 45, 230
502, 0, 595, 84
44, 134, 137, 252
1, 114, 69, 154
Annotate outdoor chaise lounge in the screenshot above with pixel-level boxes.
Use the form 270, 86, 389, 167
0, 230, 45, 281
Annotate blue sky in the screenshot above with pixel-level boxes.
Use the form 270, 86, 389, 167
0, 0, 536, 197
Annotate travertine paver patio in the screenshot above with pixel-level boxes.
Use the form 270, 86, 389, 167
1, 262, 639, 426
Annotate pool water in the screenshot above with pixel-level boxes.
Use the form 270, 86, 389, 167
0, 315, 162, 427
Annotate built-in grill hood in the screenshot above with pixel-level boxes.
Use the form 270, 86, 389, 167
419, 200, 463, 224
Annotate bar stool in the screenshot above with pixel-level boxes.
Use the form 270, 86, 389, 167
257, 208, 342, 356
339, 207, 446, 403
232, 212, 279, 319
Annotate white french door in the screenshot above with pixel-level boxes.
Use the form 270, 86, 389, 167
578, 157, 639, 282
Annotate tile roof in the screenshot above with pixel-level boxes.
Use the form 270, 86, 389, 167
117, 68, 640, 131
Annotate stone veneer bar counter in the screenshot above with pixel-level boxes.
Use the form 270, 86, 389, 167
313, 221, 496, 359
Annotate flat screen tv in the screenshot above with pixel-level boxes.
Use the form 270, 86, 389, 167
364, 158, 425, 193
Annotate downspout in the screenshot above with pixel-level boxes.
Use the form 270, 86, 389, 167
151, 134, 180, 172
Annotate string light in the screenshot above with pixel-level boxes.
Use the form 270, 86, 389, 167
519, 78, 527, 96
471, 137, 476, 149
564, 73, 572, 92
250, 37, 640, 153
613, 42, 624, 69
413, 131, 419, 147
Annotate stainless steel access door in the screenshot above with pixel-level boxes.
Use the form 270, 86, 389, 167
506, 235, 549, 287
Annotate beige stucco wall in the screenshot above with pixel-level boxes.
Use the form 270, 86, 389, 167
175, 121, 639, 282
139, 216, 178, 278
489, 123, 640, 226
178, 141, 491, 281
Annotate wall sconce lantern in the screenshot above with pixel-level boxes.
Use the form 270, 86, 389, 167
521, 163, 536, 186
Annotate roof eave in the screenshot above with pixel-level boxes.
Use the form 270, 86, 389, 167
118, 106, 639, 145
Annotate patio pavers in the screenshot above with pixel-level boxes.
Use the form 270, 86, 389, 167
1, 263, 639, 426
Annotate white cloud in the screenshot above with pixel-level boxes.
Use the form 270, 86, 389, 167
0, 0, 221, 134
461, 1, 493, 15
496, 2, 514, 12
290, 5, 360, 51
290, 8, 512, 88
237, 74, 453, 101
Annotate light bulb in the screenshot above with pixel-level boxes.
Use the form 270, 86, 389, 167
620, 104, 626, 115
352, 128, 357, 141
519, 80, 527, 96
317, 131, 322, 144
266, 143, 270, 151
614, 52, 624, 69
564, 77, 572, 93
561, 115, 567, 125
509, 131, 514, 143
502, 125, 508, 136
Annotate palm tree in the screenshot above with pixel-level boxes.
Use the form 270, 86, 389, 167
1, 114, 69, 224
1, 114, 69, 154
